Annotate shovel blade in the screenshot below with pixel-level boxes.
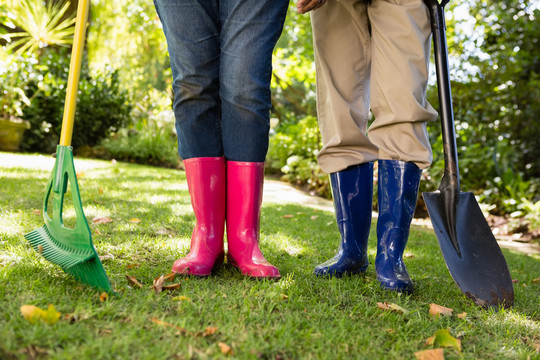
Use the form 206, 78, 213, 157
423, 191, 514, 308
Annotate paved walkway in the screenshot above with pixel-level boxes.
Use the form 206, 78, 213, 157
1, 152, 537, 255
263, 178, 540, 256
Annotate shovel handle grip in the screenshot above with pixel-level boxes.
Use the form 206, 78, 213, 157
423, 0, 460, 193
59, 0, 90, 147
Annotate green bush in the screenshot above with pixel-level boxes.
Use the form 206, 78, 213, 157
19, 49, 132, 153
267, 114, 330, 198
100, 89, 180, 168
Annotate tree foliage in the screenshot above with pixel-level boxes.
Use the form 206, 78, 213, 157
425, 1, 539, 213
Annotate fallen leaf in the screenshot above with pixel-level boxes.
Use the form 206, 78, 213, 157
204, 326, 218, 336
100, 292, 108, 302
92, 216, 112, 224
218, 342, 233, 355
426, 329, 461, 352
512, 279, 519, 283
414, 348, 444, 360
126, 275, 143, 288
531, 277, 540, 284
311, 216, 319, 220
163, 283, 181, 291
42, 305, 61, 325
76, 171, 85, 178
377, 302, 410, 314
457, 312, 467, 319
126, 263, 140, 269
38, 245, 43, 255
152, 275, 166, 293
21, 304, 61, 325
99, 253, 114, 262
129, 218, 142, 223
20, 345, 48, 358
282, 215, 294, 218
20, 305, 44, 324
163, 272, 176, 282
151, 317, 188, 335
32, 209, 41, 215
94, 229, 102, 235
429, 303, 453, 317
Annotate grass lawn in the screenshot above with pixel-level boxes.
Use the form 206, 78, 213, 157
0, 152, 539, 360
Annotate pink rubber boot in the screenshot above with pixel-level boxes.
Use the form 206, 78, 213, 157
226, 161, 280, 279
172, 157, 226, 276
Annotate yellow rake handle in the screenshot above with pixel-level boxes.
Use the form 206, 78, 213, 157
59, 0, 90, 147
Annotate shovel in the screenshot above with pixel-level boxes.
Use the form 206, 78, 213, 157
25, 0, 113, 293
422, 0, 513, 308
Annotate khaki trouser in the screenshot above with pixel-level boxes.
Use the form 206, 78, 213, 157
311, 0, 438, 174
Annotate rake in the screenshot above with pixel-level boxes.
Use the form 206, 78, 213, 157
25, 0, 113, 293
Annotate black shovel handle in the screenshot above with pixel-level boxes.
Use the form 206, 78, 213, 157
423, 0, 460, 193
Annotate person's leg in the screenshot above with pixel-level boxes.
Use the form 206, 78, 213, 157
219, 0, 289, 162
226, 161, 280, 278
314, 163, 373, 277
172, 157, 226, 276
368, 0, 437, 291
154, 0, 225, 275
310, 0, 376, 277
154, 0, 223, 159
367, 0, 437, 167
219, 0, 288, 278
311, 0, 379, 175
376, 160, 421, 293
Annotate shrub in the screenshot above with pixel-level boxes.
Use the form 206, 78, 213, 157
267, 114, 330, 198
100, 89, 180, 168
20, 49, 132, 153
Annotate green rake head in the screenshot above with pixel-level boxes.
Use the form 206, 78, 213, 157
25, 145, 113, 293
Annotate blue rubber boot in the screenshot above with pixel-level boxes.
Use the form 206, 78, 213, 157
314, 162, 373, 277
375, 160, 422, 293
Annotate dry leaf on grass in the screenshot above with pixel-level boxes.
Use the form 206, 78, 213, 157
92, 216, 113, 224
163, 283, 181, 291
204, 326, 218, 336
38, 245, 43, 254
429, 303, 453, 317
152, 275, 166, 293
20, 304, 61, 325
282, 215, 294, 218
163, 272, 176, 282
456, 312, 467, 319
531, 277, 540, 284
151, 273, 181, 293
151, 317, 188, 335
377, 302, 410, 314
126, 275, 143, 288
218, 342, 233, 355
129, 218, 142, 223
98, 253, 114, 262
414, 348, 444, 360
99, 292, 108, 302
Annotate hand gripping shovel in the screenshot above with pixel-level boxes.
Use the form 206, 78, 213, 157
422, 0, 513, 308
25, 0, 113, 293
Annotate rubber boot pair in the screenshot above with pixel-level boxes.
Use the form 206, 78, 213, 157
314, 160, 421, 293
172, 157, 280, 278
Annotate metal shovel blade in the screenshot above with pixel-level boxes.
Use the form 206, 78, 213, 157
423, 191, 514, 308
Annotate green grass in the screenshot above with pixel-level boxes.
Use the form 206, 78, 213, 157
0, 152, 539, 360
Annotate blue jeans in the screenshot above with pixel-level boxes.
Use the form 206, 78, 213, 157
154, 0, 289, 162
